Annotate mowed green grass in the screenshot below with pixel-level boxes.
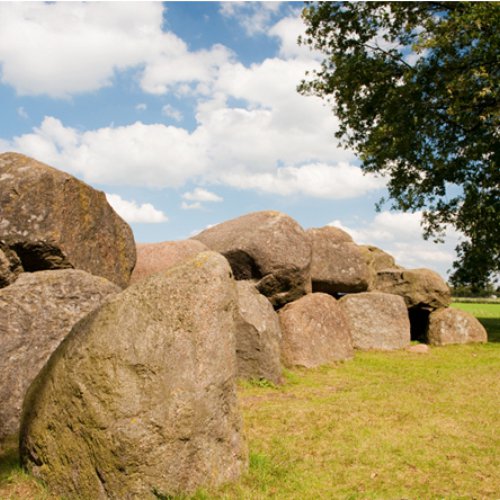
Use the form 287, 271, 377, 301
1, 304, 499, 499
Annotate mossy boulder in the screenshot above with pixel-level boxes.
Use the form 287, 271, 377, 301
0, 269, 119, 441
193, 210, 312, 308
20, 252, 247, 499
0, 152, 136, 288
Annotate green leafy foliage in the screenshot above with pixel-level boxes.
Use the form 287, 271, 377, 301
299, 2, 500, 288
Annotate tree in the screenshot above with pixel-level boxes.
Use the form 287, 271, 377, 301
299, 2, 499, 289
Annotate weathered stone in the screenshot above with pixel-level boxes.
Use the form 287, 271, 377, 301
374, 268, 451, 311
0, 152, 136, 288
193, 211, 311, 308
307, 226, 369, 294
20, 252, 247, 498
340, 292, 411, 350
427, 307, 488, 345
0, 242, 23, 288
234, 281, 282, 384
359, 245, 399, 290
0, 270, 119, 441
130, 239, 208, 285
278, 293, 353, 368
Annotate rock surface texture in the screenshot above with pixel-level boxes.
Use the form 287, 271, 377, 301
193, 211, 311, 308
0, 270, 119, 441
20, 252, 247, 499
130, 239, 208, 285
234, 281, 282, 384
307, 226, 369, 294
0, 152, 136, 288
427, 308, 488, 345
278, 293, 353, 368
359, 245, 398, 290
0, 242, 22, 288
340, 292, 411, 350
374, 268, 451, 311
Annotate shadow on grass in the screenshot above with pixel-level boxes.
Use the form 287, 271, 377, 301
478, 317, 500, 343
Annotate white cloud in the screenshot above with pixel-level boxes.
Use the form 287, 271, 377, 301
328, 211, 462, 278
140, 41, 233, 96
182, 187, 223, 203
181, 187, 223, 210
135, 103, 147, 112
220, 162, 385, 199
162, 104, 183, 122
220, 2, 282, 36
269, 14, 319, 60
6, 116, 207, 188
181, 201, 202, 210
105, 193, 168, 224
17, 106, 28, 119
0, 9, 386, 201
0, 3, 233, 98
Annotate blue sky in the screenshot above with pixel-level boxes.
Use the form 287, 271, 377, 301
0, 2, 460, 279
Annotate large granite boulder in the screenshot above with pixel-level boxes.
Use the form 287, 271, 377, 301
374, 268, 451, 311
20, 252, 247, 498
130, 239, 208, 285
278, 293, 353, 368
234, 281, 282, 384
339, 292, 411, 350
307, 226, 369, 294
193, 211, 311, 308
359, 245, 399, 290
0, 152, 136, 288
427, 308, 488, 346
0, 270, 120, 441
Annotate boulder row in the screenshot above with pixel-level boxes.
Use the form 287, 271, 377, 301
0, 152, 136, 288
20, 252, 247, 498
234, 281, 282, 384
339, 292, 411, 350
278, 293, 353, 368
0, 269, 120, 441
192, 211, 311, 308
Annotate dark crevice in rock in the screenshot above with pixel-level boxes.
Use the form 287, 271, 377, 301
256, 270, 307, 309
409, 307, 430, 343
10, 241, 73, 272
223, 250, 262, 281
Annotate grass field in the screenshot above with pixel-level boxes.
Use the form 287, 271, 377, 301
1, 303, 499, 499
